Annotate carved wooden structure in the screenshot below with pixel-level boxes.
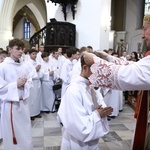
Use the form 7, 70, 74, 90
29, 21, 76, 53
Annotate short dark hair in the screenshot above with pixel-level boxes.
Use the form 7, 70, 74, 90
76, 48, 80, 52
0, 50, 8, 55
66, 47, 76, 58
52, 49, 58, 54
29, 49, 38, 54
24, 48, 30, 54
87, 45, 93, 49
9, 38, 24, 49
41, 52, 49, 58
79, 46, 87, 54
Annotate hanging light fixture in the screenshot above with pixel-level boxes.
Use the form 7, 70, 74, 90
47, 0, 78, 21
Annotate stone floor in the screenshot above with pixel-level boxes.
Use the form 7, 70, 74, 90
0, 103, 136, 150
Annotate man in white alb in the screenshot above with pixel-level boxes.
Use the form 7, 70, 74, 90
0, 39, 33, 150
58, 55, 113, 150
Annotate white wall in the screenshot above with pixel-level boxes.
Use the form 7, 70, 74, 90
46, 0, 111, 50
99, 0, 111, 50
125, 0, 143, 54
109, 30, 115, 49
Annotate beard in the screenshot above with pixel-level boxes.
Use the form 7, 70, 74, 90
142, 40, 150, 54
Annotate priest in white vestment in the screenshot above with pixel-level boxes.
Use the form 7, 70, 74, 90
0, 39, 33, 150
83, 48, 150, 149
58, 55, 113, 150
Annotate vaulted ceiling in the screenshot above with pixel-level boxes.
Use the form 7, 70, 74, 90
13, 5, 40, 32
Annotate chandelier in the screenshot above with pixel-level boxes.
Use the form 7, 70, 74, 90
47, 0, 78, 21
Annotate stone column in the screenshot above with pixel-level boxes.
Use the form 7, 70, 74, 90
0, 0, 17, 49
136, 0, 145, 29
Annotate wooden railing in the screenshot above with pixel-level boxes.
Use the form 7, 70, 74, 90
29, 26, 46, 48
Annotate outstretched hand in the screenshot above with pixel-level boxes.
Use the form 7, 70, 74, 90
83, 50, 109, 66
83, 52, 96, 66
93, 50, 109, 60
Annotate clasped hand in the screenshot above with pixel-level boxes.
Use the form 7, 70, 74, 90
96, 105, 113, 118
36, 64, 41, 71
17, 77, 27, 88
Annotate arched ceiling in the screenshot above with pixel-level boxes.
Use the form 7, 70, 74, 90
13, 5, 40, 32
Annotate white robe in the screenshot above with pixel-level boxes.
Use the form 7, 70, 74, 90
58, 76, 109, 150
0, 95, 1, 139
59, 55, 66, 63
60, 59, 74, 96
71, 58, 82, 81
103, 89, 123, 116
50, 57, 62, 79
41, 61, 55, 112
24, 58, 43, 117
36, 51, 43, 64
0, 57, 33, 150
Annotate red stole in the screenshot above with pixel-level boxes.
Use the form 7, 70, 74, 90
133, 51, 150, 149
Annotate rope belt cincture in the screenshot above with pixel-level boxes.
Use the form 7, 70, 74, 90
10, 102, 17, 144
10, 99, 23, 144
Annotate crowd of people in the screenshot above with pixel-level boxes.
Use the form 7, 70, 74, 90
0, 40, 146, 150
0, 39, 127, 149
0, 14, 150, 150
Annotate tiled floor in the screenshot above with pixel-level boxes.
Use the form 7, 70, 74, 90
0, 103, 136, 150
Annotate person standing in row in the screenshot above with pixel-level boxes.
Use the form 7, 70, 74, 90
24, 49, 43, 120
36, 44, 44, 64
0, 39, 33, 150
41, 52, 55, 113
58, 55, 113, 150
60, 48, 77, 96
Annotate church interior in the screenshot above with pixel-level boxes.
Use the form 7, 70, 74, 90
0, 0, 149, 149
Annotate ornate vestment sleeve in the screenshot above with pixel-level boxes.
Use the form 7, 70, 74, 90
89, 56, 122, 89
107, 55, 130, 65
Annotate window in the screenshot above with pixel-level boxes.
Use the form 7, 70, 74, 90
24, 18, 30, 39
145, 0, 150, 14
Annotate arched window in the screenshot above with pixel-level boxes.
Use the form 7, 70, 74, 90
145, 0, 150, 14
24, 18, 30, 39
